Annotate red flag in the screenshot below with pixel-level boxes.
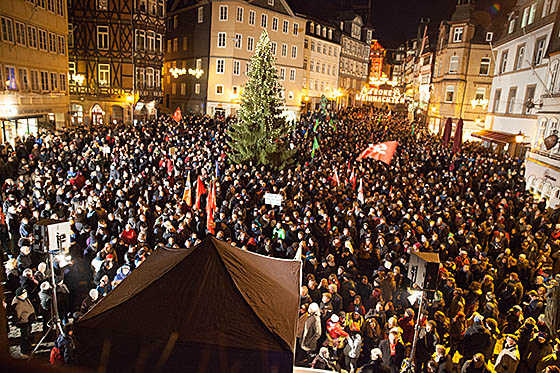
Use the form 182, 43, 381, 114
172, 107, 182, 123
369, 106, 373, 120
333, 168, 340, 187
349, 168, 356, 190
206, 206, 215, 234
206, 179, 215, 234
347, 159, 352, 176
357, 178, 364, 204
356, 141, 398, 165
194, 176, 206, 210
442, 118, 452, 145
327, 216, 331, 231
452, 119, 463, 154
183, 172, 192, 206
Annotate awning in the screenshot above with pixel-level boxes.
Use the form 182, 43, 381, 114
471, 129, 528, 144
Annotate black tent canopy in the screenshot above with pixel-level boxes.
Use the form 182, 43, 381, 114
75, 237, 301, 372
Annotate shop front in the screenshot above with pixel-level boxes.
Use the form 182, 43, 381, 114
0, 115, 43, 145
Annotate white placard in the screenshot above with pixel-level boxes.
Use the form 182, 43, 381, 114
101, 146, 111, 154
47, 221, 72, 250
264, 193, 283, 206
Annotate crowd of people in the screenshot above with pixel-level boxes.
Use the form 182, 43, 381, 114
0, 107, 559, 373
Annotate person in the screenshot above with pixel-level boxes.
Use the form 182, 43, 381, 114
535, 338, 560, 373
311, 347, 335, 371
79, 289, 100, 316
54, 323, 76, 364
416, 320, 439, 372
461, 314, 491, 361
434, 345, 453, 373
11, 287, 36, 357
494, 334, 520, 373
359, 348, 391, 373
520, 332, 552, 373
379, 330, 405, 373
342, 331, 362, 371
301, 302, 321, 361
461, 353, 491, 373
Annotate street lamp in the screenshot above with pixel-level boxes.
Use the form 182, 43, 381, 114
515, 131, 524, 143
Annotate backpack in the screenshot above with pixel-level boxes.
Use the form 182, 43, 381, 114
50, 346, 63, 365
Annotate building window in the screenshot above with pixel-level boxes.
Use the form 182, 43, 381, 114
507, 86, 517, 113
156, 34, 163, 52
27, 26, 37, 49
479, 57, 490, 75
445, 85, 455, 103
135, 30, 145, 51
198, 6, 204, 23
30, 70, 39, 91
247, 36, 254, 51
47, 0, 54, 12
550, 60, 559, 92
216, 59, 225, 74
97, 0, 108, 10
1, 17, 14, 43
291, 45, 297, 58
534, 38, 546, 65
453, 27, 463, 43
493, 89, 501, 112
486, 32, 493, 42
289, 68, 295, 81
234, 33, 242, 49
311, 41, 315, 51
50, 72, 58, 90
97, 25, 109, 50
217, 32, 226, 48
48, 32, 56, 52
68, 23, 73, 47
304, 39, 308, 49
522, 7, 529, 27
268, 0, 274, 5
281, 43, 287, 57
195, 83, 200, 94
282, 20, 289, 34
543, 0, 553, 17
171, 83, 176, 94
58, 35, 66, 55
136, 68, 145, 88
528, 3, 537, 24
261, 14, 268, 28
272, 17, 278, 31
271, 41, 277, 55
294, 23, 299, 36
196, 58, 202, 70
173, 37, 179, 51
449, 55, 459, 73
219, 5, 228, 21
500, 50, 508, 73
180, 82, 186, 95
474, 87, 485, 101
515, 44, 525, 70
146, 67, 154, 88
524, 84, 536, 113
508, 19, 515, 34
59, 73, 66, 91
16, 68, 28, 90
317, 25, 321, 36
236, 6, 243, 22
233, 60, 240, 75
40, 71, 49, 91
147, 31, 155, 51
15, 22, 26, 46
216, 84, 224, 95
98, 64, 110, 87
249, 10, 255, 26
56, 0, 64, 16
279, 67, 285, 80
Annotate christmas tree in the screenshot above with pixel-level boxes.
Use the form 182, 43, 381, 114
227, 30, 295, 169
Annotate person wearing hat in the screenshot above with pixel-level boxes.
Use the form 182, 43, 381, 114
494, 334, 520, 373
461, 313, 492, 361
11, 287, 36, 356
536, 338, 560, 373
521, 332, 553, 373
301, 302, 321, 360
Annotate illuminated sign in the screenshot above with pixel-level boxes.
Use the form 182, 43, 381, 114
188, 68, 204, 79
169, 67, 186, 78
471, 98, 489, 109
356, 85, 405, 104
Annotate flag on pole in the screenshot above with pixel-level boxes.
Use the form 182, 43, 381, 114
172, 107, 182, 123
183, 171, 192, 206
356, 141, 399, 165
349, 168, 356, 190
333, 168, 340, 186
215, 160, 219, 178
311, 137, 319, 159
357, 178, 364, 204
313, 118, 320, 131
452, 119, 464, 154
347, 159, 352, 176
194, 176, 206, 210
206, 179, 216, 234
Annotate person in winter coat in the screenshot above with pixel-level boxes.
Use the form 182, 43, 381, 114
343, 331, 362, 371
494, 334, 520, 373
326, 313, 348, 351
536, 338, 560, 373
301, 302, 321, 358
54, 324, 76, 364
11, 287, 36, 356
461, 314, 492, 361
461, 354, 491, 373
450, 311, 467, 356
311, 347, 335, 371
359, 348, 391, 373
379, 331, 405, 373
434, 345, 454, 373
520, 332, 553, 373
416, 320, 440, 372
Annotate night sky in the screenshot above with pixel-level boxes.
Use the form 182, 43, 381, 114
370, 0, 515, 49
